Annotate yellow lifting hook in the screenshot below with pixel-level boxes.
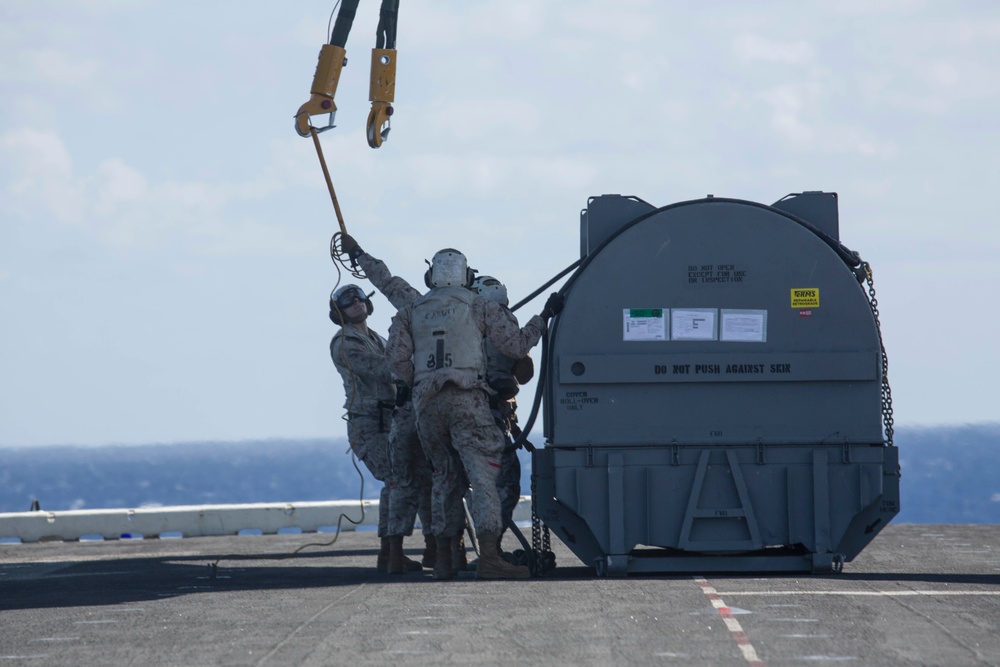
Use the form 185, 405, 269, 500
295, 44, 348, 137
367, 48, 396, 148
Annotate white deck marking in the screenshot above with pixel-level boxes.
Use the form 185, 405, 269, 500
695, 577, 765, 667
716, 590, 1000, 597
0, 655, 50, 661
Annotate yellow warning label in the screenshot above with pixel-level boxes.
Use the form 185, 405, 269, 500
791, 288, 819, 308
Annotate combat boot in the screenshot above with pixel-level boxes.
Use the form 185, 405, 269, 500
387, 535, 406, 574
403, 540, 424, 571
475, 531, 530, 580
421, 533, 436, 569
433, 535, 454, 580
376, 536, 390, 573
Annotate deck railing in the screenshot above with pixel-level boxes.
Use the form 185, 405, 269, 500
0, 498, 535, 543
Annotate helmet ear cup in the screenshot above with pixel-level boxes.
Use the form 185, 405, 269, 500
329, 298, 345, 326
424, 269, 433, 289
365, 298, 374, 317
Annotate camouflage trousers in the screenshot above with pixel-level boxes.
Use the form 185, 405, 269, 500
416, 385, 504, 536
497, 441, 522, 533
387, 401, 433, 537
345, 411, 391, 537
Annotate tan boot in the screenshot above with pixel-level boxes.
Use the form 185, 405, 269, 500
376, 536, 390, 573
433, 535, 454, 580
403, 540, 424, 572
475, 531, 530, 580
421, 533, 436, 569
387, 535, 406, 574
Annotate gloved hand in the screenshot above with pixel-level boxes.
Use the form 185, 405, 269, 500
540, 292, 565, 321
340, 234, 363, 260
394, 384, 411, 407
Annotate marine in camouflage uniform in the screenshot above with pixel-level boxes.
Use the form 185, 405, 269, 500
385, 248, 563, 580
472, 275, 535, 557
329, 284, 400, 571
341, 235, 438, 571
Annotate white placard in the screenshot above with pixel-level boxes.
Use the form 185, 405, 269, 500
670, 308, 717, 341
623, 308, 668, 341
720, 309, 768, 342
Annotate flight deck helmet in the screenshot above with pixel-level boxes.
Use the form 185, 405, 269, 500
329, 284, 374, 325
472, 275, 508, 307
424, 248, 475, 288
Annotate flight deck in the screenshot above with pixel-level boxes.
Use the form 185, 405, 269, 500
2, 524, 998, 666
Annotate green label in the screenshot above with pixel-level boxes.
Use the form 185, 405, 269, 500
629, 309, 662, 318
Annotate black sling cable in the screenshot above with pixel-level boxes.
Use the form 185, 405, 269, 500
329, 0, 361, 47
376, 0, 399, 49
509, 258, 582, 314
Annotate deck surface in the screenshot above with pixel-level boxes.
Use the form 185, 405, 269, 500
2, 524, 999, 665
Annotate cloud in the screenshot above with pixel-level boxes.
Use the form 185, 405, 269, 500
618, 50, 673, 93
27, 49, 99, 86
734, 34, 814, 65
755, 83, 897, 158
406, 1, 545, 47
0, 127, 323, 257
758, 84, 816, 146
0, 127, 85, 224
421, 97, 541, 144
95, 158, 149, 214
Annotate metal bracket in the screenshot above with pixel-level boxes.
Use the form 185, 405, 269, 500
606, 554, 629, 576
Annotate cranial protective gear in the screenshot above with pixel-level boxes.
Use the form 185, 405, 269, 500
329, 284, 374, 325
424, 248, 475, 289
472, 275, 508, 307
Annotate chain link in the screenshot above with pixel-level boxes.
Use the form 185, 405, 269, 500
530, 473, 541, 574
862, 261, 895, 447
529, 473, 556, 575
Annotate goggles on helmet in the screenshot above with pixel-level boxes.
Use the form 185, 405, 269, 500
334, 285, 369, 310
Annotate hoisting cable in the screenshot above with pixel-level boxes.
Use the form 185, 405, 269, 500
329, 0, 359, 48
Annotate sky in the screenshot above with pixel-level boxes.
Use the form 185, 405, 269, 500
1, 0, 998, 447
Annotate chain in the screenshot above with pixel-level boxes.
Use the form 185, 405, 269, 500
862, 261, 895, 447
529, 471, 556, 575
531, 473, 541, 574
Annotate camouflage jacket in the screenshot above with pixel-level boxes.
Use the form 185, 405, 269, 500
385, 293, 546, 412
330, 323, 396, 415
357, 252, 421, 311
